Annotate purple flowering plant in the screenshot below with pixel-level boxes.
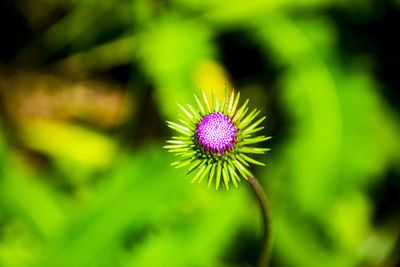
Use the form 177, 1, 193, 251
165, 85, 273, 266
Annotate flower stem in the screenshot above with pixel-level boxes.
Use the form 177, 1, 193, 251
247, 175, 272, 267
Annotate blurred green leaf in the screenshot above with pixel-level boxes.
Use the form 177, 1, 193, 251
19, 119, 117, 169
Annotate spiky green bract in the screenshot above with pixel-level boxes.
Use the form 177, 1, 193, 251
165, 86, 270, 190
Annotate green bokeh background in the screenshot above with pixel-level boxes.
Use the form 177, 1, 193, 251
0, 0, 399, 266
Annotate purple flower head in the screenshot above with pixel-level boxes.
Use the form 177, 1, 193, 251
165, 86, 270, 190
196, 112, 238, 155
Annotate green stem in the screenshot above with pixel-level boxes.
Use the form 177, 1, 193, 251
247, 175, 272, 267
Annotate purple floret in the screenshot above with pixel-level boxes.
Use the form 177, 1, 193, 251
195, 112, 238, 155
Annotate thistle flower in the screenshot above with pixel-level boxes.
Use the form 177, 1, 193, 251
165, 86, 270, 190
